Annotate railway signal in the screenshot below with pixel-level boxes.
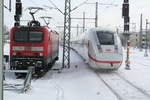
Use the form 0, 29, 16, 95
15, 2, 22, 15
139, 14, 143, 51
122, 3, 129, 17
122, 0, 130, 70
14, 0, 22, 26
124, 0, 128, 3
124, 16, 129, 23
144, 19, 149, 57
124, 24, 129, 31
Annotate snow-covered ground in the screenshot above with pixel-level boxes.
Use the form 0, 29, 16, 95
3, 43, 150, 100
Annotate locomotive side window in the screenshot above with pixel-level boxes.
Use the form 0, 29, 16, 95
14, 30, 28, 42
96, 31, 114, 45
29, 31, 43, 42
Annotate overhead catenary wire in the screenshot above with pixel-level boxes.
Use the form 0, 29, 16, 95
47, 0, 64, 15
71, 0, 89, 12
4, 0, 11, 12
47, 0, 90, 14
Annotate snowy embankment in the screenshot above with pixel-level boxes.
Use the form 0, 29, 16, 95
4, 46, 118, 100
118, 48, 150, 97
71, 44, 150, 100
3, 42, 150, 100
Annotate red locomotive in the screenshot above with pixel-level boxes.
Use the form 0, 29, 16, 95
10, 6, 59, 76
10, 23, 59, 75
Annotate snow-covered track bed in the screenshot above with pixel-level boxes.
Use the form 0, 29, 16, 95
115, 72, 150, 98
95, 71, 123, 100
71, 48, 150, 100
96, 71, 150, 100
136, 62, 150, 69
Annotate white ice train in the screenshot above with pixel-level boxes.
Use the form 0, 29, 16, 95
71, 27, 123, 70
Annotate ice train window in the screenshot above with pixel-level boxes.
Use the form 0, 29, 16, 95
96, 31, 114, 45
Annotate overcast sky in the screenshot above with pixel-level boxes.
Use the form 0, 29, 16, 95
4, 0, 150, 34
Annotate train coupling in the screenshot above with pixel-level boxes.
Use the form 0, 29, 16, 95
35, 61, 43, 67
110, 63, 113, 67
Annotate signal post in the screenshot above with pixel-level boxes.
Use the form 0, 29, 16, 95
0, 0, 3, 99
122, 0, 130, 69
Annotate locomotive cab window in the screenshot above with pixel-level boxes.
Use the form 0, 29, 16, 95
14, 30, 28, 42
96, 31, 114, 45
29, 31, 43, 42
13, 30, 43, 42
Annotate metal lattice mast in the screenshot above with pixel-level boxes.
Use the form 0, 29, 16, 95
139, 14, 143, 51
95, 2, 98, 27
62, 0, 71, 68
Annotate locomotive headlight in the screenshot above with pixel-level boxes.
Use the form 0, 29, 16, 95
13, 46, 25, 51
39, 53, 43, 56
31, 47, 43, 51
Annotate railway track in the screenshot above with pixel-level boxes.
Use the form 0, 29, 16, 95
95, 71, 123, 100
115, 72, 150, 98
71, 48, 150, 100
96, 72, 150, 100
